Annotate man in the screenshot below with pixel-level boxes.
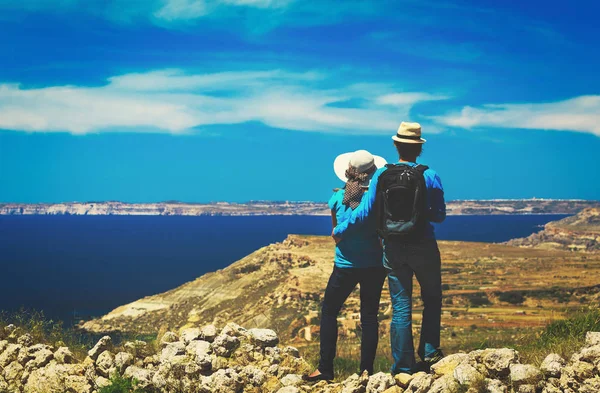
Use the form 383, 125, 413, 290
333, 122, 446, 375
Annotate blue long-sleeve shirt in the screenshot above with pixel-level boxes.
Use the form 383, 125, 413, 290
333, 162, 446, 239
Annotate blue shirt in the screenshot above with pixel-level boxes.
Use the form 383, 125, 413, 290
328, 189, 383, 268
334, 162, 446, 239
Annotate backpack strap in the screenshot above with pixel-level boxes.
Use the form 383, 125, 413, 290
414, 164, 429, 174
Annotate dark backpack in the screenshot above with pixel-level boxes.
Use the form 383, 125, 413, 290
376, 163, 429, 240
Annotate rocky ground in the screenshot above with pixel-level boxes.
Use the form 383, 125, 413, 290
1, 322, 600, 393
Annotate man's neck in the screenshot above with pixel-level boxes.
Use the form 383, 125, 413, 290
399, 158, 416, 163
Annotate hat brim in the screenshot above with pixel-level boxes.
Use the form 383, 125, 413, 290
392, 135, 426, 144
333, 152, 387, 186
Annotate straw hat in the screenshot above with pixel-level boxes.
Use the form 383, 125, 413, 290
333, 150, 387, 187
392, 122, 426, 144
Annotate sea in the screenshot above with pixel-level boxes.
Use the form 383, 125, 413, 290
0, 214, 567, 324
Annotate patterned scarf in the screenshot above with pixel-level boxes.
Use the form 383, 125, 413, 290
342, 165, 376, 209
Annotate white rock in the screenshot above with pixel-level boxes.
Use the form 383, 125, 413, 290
366, 372, 395, 393
277, 387, 300, 393
95, 350, 116, 378
160, 341, 186, 364
280, 373, 303, 387
431, 353, 468, 376
248, 328, 279, 348
160, 332, 179, 347
483, 348, 519, 376
115, 352, 134, 374
123, 366, 155, 390
428, 373, 459, 393
486, 378, 508, 393
54, 347, 75, 365
509, 364, 543, 386
405, 372, 433, 393
210, 368, 244, 393
540, 353, 565, 378
0, 343, 22, 367
454, 362, 483, 385
200, 324, 218, 342
585, 332, 600, 347
180, 328, 202, 344
87, 336, 112, 361
211, 334, 240, 357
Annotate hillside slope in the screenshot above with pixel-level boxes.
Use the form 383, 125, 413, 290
81, 235, 600, 342
506, 207, 600, 251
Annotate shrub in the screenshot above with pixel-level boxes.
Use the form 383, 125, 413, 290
99, 376, 145, 393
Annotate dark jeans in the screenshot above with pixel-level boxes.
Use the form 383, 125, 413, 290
318, 266, 387, 378
383, 239, 442, 374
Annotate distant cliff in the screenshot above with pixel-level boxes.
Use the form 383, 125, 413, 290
506, 207, 600, 252
1, 199, 598, 216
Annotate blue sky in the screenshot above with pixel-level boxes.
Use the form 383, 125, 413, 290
1, 0, 599, 203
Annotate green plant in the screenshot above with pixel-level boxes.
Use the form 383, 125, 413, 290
98, 376, 146, 393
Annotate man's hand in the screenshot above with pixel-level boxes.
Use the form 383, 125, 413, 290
331, 229, 342, 244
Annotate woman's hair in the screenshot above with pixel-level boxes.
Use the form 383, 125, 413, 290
394, 142, 423, 161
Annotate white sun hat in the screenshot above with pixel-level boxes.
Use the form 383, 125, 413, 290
333, 150, 387, 187
392, 121, 427, 144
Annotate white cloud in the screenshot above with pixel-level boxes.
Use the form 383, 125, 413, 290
152, 0, 292, 21
434, 96, 600, 136
0, 69, 446, 135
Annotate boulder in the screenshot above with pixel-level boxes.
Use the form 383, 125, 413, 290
17, 333, 34, 347
483, 348, 519, 376
4, 360, 24, 383
54, 347, 75, 365
160, 332, 179, 347
123, 366, 156, 390
160, 341, 186, 364
430, 353, 468, 376
393, 373, 413, 388
578, 345, 600, 364
453, 362, 483, 385
87, 336, 112, 361
486, 378, 508, 393
115, 352, 134, 374
428, 373, 459, 393
124, 340, 151, 358
240, 365, 267, 386
0, 343, 22, 367
210, 368, 244, 393
585, 332, 600, 347
509, 364, 543, 386
366, 372, 396, 393
212, 334, 240, 357
540, 354, 565, 378
25, 344, 54, 370
276, 387, 299, 393
405, 372, 433, 393
24, 363, 92, 393
200, 324, 218, 342
248, 328, 279, 348
180, 328, 202, 344
220, 322, 247, 338
280, 373, 302, 387
95, 350, 116, 378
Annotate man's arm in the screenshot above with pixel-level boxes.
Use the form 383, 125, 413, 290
333, 168, 384, 237
427, 172, 446, 223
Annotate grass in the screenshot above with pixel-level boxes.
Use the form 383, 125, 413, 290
98, 376, 146, 393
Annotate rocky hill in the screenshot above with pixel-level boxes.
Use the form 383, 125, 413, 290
506, 208, 600, 252
81, 235, 600, 344
2, 321, 600, 393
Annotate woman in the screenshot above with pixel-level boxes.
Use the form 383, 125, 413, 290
305, 150, 388, 382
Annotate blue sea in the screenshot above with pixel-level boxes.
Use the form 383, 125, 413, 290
0, 214, 567, 324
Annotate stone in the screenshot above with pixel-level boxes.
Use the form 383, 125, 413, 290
280, 373, 303, 387
394, 373, 413, 388
579, 376, 600, 393
24, 364, 92, 393
0, 343, 22, 367
180, 328, 202, 344
210, 368, 244, 393
428, 373, 459, 393
483, 348, 519, 376
565, 361, 595, 381
220, 322, 247, 338
509, 364, 543, 386
517, 384, 536, 393
87, 336, 112, 361
212, 334, 240, 357
123, 366, 155, 390
240, 365, 267, 386
405, 372, 433, 393
382, 387, 403, 393
284, 346, 300, 358
486, 378, 508, 393
579, 345, 600, 363
25, 344, 54, 369
248, 328, 279, 348
366, 372, 395, 393
115, 352, 134, 374
0, 376, 8, 392
95, 350, 116, 378
17, 333, 33, 347
4, 361, 24, 382
123, 340, 151, 358
54, 347, 75, 364
277, 387, 299, 393
541, 382, 562, 393
431, 353, 468, 376
453, 363, 483, 385
540, 353, 565, 378
160, 331, 179, 347
160, 341, 186, 363
585, 332, 600, 347
95, 376, 111, 389
200, 324, 218, 342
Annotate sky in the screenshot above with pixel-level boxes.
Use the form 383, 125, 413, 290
0, 0, 599, 203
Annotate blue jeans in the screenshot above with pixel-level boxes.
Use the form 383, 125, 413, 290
318, 266, 387, 378
383, 240, 442, 374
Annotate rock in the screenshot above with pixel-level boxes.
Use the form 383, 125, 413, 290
212, 334, 240, 357
394, 373, 413, 388
517, 384, 536, 393
0, 340, 8, 354
580, 376, 600, 393
366, 372, 395, 393
483, 348, 519, 376
382, 387, 403, 393
200, 324, 218, 342
280, 373, 303, 387
123, 340, 151, 358
4, 361, 24, 382
0, 343, 22, 367
248, 328, 279, 348
453, 363, 483, 385
95, 376, 111, 389
541, 382, 562, 393
160, 341, 186, 363
87, 336, 112, 361
220, 322, 247, 338
510, 364, 543, 386
240, 365, 267, 386
405, 372, 433, 393
24, 364, 92, 393
160, 331, 179, 347
428, 373, 459, 393
277, 387, 299, 393
579, 345, 600, 363
430, 353, 468, 376
180, 328, 202, 344
115, 352, 134, 374
563, 361, 595, 381
25, 344, 54, 370
585, 332, 600, 347
123, 366, 155, 390
0, 376, 8, 392
186, 340, 212, 370
95, 350, 116, 378
540, 354, 565, 378
284, 346, 300, 358
210, 368, 244, 393
54, 347, 75, 365
17, 333, 34, 347
486, 378, 508, 393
